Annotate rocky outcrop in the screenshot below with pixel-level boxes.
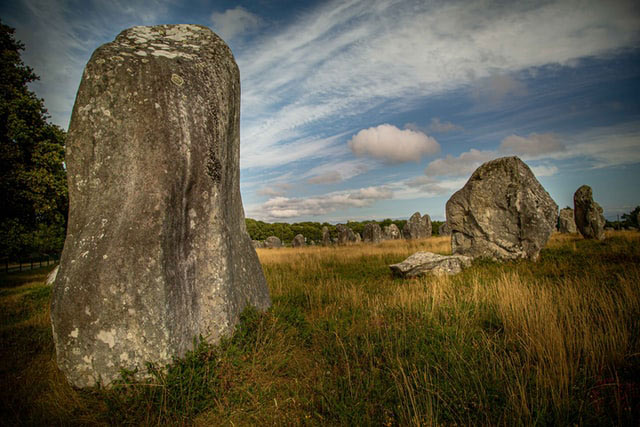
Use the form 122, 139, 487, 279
50, 25, 270, 388
389, 252, 472, 278
362, 223, 383, 244
557, 208, 577, 233
321, 226, 331, 246
446, 156, 558, 261
574, 185, 605, 240
438, 222, 451, 236
264, 236, 282, 248
402, 212, 432, 239
292, 234, 306, 247
383, 224, 401, 240
336, 224, 357, 245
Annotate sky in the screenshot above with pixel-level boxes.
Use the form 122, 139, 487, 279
2, 0, 640, 223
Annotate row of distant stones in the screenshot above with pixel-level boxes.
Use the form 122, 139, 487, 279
251, 214, 435, 249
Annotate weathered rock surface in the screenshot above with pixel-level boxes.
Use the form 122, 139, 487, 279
264, 236, 282, 248
446, 156, 558, 261
292, 234, 306, 247
362, 223, 383, 244
558, 208, 577, 233
336, 224, 357, 245
383, 223, 401, 240
51, 25, 270, 389
438, 222, 451, 236
45, 265, 59, 286
321, 226, 331, 246
390, 252, 472, 278
403, 212, 432, 239
573, 185, 605, 240
252, 240, 264, 249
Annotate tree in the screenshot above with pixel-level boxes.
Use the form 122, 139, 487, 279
0, 21, 67, 259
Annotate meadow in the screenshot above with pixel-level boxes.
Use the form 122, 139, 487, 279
1, 232, 638, 425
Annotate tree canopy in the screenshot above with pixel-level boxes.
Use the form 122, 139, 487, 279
0, 21, 67, 259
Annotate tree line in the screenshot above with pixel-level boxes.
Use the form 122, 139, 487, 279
246, 218, 445, 243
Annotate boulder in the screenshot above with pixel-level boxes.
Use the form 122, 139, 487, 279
438, 222, 451, 236
45, 265, 59, 286
573, 185, 605, 240
336, 224, 357, 245
50, 25, 270, 388
402, 212, 432, 239
390, 252, 472, 278
557, 208, 577, 233
292, 234, 306, 247
383, 223, 401, 240
321, 226, 332, 246
252, 240, 264, 249
446, 156, 558, 261
264, 236, 282, 248
362, 223, 383, 244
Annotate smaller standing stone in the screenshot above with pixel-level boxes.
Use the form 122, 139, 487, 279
403, 212, 432, 239
438, 222, 451, 236
292, 234, 306, 247
264, 236, 282, 248
252, 240, 265, 249
390, 252, 472, 278
383, 224, 401, 240
321, 226, 332, 246
557, 208, 577, 234
574, 185, 605, 240
363, 223, 383, 243
336, 224, 357, 245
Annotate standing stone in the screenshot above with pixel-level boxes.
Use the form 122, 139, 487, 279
50, 25, 270, 388
336, 224, 357, 245
383, 223, 401, 240
362, 223, 383, 243
557, 208, 577, 234
438, 222, 451, 236
321, 226, 331, 246
402, 212, 432, 239
446, 156, 558, 260
264, 236, 282, 248
292, 234, 306, 247
573, 185, 605, 240
252, 240, 265, 249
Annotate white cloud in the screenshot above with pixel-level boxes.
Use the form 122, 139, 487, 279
257, 182, 293, 197
307, 171, 343, 185
210, 6, 261, 41
425, 149, 497, 177
500, 133, 565, 157
429, 118, 462, 133
348, 124, 440, 163
304, 159, 371, 185
530, 165, 559, 177
252, 185, 393, 220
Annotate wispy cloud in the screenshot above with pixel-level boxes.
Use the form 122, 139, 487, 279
499, 133, 565, 157
429, 118, 463, 133
251, 185, 394, 220
237, 0, 640, 169
210, 6, 261, 41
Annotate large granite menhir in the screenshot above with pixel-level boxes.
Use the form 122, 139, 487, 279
51, 25, 271, 388
446, 156, 558, 260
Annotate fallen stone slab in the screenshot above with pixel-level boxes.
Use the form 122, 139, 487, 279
389, 252, 472, 278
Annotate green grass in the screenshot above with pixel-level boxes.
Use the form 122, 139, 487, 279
1, 233, 639, 425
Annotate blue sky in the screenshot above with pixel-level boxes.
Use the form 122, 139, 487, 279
3, 0, 640, 222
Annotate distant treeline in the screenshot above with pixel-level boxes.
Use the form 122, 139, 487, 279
246, 218, 445, 243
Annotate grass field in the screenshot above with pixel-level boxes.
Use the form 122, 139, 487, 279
1, 232, 638, 425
